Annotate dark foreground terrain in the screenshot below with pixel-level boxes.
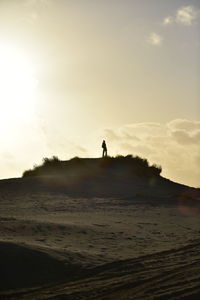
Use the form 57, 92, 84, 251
0, 157, 199, 299
1, 240, 200, 299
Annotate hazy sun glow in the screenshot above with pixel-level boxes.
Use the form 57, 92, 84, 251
0, 44, 37, 128
0, 1, 199, 186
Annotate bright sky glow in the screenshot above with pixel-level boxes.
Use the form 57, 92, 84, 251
0, 44, 37, 127
0, 0, 199, 187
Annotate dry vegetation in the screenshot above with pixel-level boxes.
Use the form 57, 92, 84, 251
22, 155, 162, 179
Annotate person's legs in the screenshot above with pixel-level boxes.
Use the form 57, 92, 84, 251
102, 148, 107, 157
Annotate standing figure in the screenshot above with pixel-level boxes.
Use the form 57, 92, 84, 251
102, 140, 107, 157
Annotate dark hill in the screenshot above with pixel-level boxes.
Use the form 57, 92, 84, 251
0, 155, 198, 200
23, 155, 162, 179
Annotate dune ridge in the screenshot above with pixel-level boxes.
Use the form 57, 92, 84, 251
0, 156, 199, 299
0, 156, 197, 199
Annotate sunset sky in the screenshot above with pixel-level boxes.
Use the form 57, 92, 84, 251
0, 0, 199, 187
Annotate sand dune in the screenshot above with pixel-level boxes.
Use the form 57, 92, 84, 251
0, 166, 200, 299
1, 241, 200, 299
0, 242, 73, 292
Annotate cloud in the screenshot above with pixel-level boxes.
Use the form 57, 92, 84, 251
163, 16, 173, 25
171, 130, 200, 145
148, 32, 163, 46
176, 6, 197, 25
101, 119, 200, 187
162, 5, 199, 28
168, 119, 200, 132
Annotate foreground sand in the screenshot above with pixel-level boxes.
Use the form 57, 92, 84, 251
0, 188, 200, 299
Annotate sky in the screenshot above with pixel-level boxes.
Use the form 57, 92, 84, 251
0, 0, 199, 187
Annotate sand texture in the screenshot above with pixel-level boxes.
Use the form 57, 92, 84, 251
0, 175, 200, 299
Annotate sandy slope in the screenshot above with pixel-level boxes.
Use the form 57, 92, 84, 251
1, 241, 200, 299
0, 177, 200, 299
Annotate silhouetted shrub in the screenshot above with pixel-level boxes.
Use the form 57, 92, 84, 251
22, 154, 162, 179
43, 156, 60, 166
125, 154, 133, 159
22, 169, 33, 177
150, 164, 162, 176
22, 156, 61, 177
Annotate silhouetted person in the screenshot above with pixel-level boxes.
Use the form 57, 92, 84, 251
102, 140, 107, 157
